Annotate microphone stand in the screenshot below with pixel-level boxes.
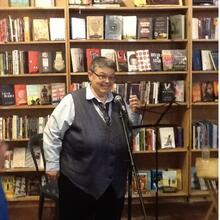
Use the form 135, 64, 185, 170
118, 110, 148, 220
132, 98, 177, 220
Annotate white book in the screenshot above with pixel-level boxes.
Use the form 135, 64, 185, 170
70, 48, 85, 72
12, 50, 19, 75
50, 18, 65, 40
71, 17, 86, 39
159, 127, 176, 149
201, 50, 214, 71
12, 115, 18, 140
192, 18, 198, 39
12, 147, 26, 168
35, 0, 55, 7
122, 16, 137, 40
127, 51, 138, 72
101, 49, 115, 62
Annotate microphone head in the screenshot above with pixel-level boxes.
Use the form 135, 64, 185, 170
114, 95, 123, 103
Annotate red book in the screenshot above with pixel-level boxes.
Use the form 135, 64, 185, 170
86, 48, 101, 71
14, 84, 27, 105
28, 51, 39, 73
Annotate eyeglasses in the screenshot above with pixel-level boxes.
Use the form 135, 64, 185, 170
91, 71, 116, 82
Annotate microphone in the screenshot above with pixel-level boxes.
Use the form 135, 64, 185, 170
114, 95, 127, 114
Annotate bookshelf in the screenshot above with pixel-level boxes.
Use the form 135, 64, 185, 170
189, 1, 218, 198
0, 0, 218, 219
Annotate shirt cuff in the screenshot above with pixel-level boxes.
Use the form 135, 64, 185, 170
46, 161, 60, 172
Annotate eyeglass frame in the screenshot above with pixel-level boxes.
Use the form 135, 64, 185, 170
91, 71, 116, 82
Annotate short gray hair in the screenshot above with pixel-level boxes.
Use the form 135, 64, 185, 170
89, 56, 116, 72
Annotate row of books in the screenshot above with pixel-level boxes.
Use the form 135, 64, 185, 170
9, 0, 55, 7
0, 17, 65, 42
133, 126, 184, 152
71, 48, 187, 73
192, 49, 218, 71
0, 50, 66, 75
131, 169, 182, 193
192, 17, 218, 40
0, 83, 66, 106
192, 81, 218, 103
69, 0, 121, 5
192, 120, 218, 149
71, 80, 185, 104
71, 14, 185, 40
191, 166, 217, 191
2, 175, 44, 199
0, 116, 49, 141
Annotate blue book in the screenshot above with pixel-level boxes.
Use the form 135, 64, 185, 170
192, 49, 202, 70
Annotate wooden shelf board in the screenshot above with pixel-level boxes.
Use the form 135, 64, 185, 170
191, 149, 218, 153
0, 41, 65, 45
0, 105, 55, 110
192, 71, 218, 74
0, 73, 66, 77
192, 39, 218, 43
191, 102, 218, 106
0, 7, 64, 11
133, 148, 187, 154
193, 5, 218, 10
0, 168, 43, 173
190, 190, 210, 196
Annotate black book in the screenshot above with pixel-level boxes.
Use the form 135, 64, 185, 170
210, 50, 218, 70
159, 82, 175, 103
0, 84, 15, 105
193, 0, 214, 5
150, 52, 162, 71
39, 51, 52, 73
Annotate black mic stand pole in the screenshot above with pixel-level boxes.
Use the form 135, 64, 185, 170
119, 110, 148, 220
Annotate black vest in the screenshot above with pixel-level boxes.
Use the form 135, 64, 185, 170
60, 88, 129, 199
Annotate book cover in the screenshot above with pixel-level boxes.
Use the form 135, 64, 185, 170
86, 16, 104, 40
14, 84, 27, 105
173, 80, 184, 102
71, 17, 86, 40
0, 84, 15, 105
148, 0, 181, 4
192, 18, 199, 39
28, 51, 39, 73
172, 50, 187, 71
175, 126, 184, 147
9, 0, 30, 7
151, 169, 163, 190
122, 16, 137, 40
115, 50, 128, 72
39, 51, 52, 73
127, 51, 138, 72
201, 50, 214, 70
161, 50, 173, 71
159, 81, 175, 103
27, 177, 40, 196
70, 48, 85, 72
192, 49, 202, 70
135, 50, 151, 71
154, 16, 169, 39
39, 84, 51, 105
210, 50, 218, 70
35, 0, 55, 7
51, 83, 66, 105
26, 84, 41, 105
14, 176, 26, 198
12, 147, 26, 168
150, 52, 162, 71
201, 81, 214, 102
101, 49, 116, 62
162, 170, 177, 189
213, 80, 218, 101
105, 15, 123, 40
170, 14, 185, 39
32, 19, 49, 41
159, 127, 176, 149
132, 171, 149, 193
1, 176, 14, 199
86, 48, 101, 71
49, 18, 65, 40
138, 17, 153, 39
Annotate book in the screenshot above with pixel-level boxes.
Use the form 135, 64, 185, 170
14, 84, 27, 105
0, 84, 15, 106
192, 49, 202, 70
135, 50, 151, 71
159, 81, 175, 103
175, 126, 184, 147
86, 16, 104, 40
201, 50, 214, 70
49, 18, 65, 40
127, 51, 138, 72
192, 82, 202, 102
148, 0, 182, 4
209, 50, 218, 70
26, 84, 41, 105
12, 147, 26, 168
122, 16, 137, 40
159, 127, 176, 149
35, 0, 55, 7
51, 83, 66, 105
71, 17, 86, 40
201, 81, 214, 102
154, 17, 169, 39
162, 170, 177, 192
173, 80, 184, 102
132, 171, 149, 193
170, 14, 185, 39
53, 51, 65, 72
137, 17, 153, 39
70, 48, 85, 72
86, 48, 101, 71
101, 49, 115, 62
28, 51, 39, 73
1, 176, 14, 199
39, 51, 52, 73
9, 0, 30, 7
39, 84, 51, 105
105, 15, 123, 40
192, 18, 199, 39
27, 177, 40, 196
32, 19, 49, 41
14, 176, 26, 198
115, 50, 128, 72
150, 52, 162, 71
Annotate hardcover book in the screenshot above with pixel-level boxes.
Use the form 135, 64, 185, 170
86, 48, 101, 70
137, 17, 153, 39
192, 49, 202, 70
159, 127, 176, 149
39, 51, 52, 73
115, 50, 128, 72
0, 84, 15, 106
39, 84, 51, 105
71, 17, 86, 40
14, 176, 26, 198
35, 0, 55, 7
70, 48, 85, 72
1, 176, 14, 199
201, 81, 214, 102
159, 81, 175, 103
101, 49, 116, 62
105, 15, 123, 40
28, 51, 39, 73
26, 84, 41, 105
148, 0, 182, 4
173, 80, 184, 102
14, 84, 27, 105
154, 17, 169, 39
127, 51, 138, 72
9, 0, 30, 7
122, 16, 137, 40
49, 18, 65, 40
150, 52, 162, 71
51, 83, 66, 105
32, 19, 49, 41
201, 50, 214, 70
170, 14, 185, 39
135, 49, 151, 71
12, 147, 26, 168
87, 16, 104, 40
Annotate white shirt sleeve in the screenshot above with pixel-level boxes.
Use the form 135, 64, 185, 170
43, 94, 75, 171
